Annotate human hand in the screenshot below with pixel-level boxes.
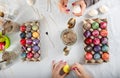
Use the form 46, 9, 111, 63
72, 0, 86, 17
71, 63, 91, 78
58, 0, 70, 14
52, 60, 67, 78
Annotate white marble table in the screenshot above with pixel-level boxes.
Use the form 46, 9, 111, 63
0, 0, 120, 78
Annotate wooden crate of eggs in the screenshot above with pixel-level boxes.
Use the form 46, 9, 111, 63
20, 21, 40, 62
83, 18, 109, 63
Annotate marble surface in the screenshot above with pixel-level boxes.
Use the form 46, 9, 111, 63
0, 0, 120, 78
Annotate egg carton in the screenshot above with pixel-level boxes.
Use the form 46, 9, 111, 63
83, 18, 109, 64
20, 21, 41, 62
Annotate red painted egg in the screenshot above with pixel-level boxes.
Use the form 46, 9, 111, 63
85, 52, 93, 60
20, 25, 26, 32
100, 22, 107, 29
85, 38, 92, 45
20, 39, 26, 45
27, 52, 34, 59
93, 38, 100, 45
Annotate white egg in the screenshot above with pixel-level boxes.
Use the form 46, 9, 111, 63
99, 5, 108, 14
72, 5, 81, 13
26, 0, 36, 6
88, 9, 98, 16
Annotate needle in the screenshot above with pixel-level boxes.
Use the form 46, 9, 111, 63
45, 32, 55, 48
45, 32, 60, 53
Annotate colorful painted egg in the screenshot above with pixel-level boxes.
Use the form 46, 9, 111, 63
102, 45, 108, 52
85, 52, 93, 60
63, 64, 70, 74
85, 38, 92, 45
93, 38, 100, 45
100, 22, 107, 29
92, 30, 99, 37
93, 45, 101, 52
26, 26, 32, 31
20, 32, 26, 38
20, 39, 26, 45
27, 46, 32, 51
26, 32, 32, 38
32, 45, 40, 52
101, 37, 108, 44
83, 23, 91, 30
34, 53, 40, 59
94, 53, 101, 60
21, 52, 27, 58
100, 30, 108, 37
26, 39, 33, 45
32, 32, 39, 38
102, 52, 109, 61
92, 22, 99, 30
84, 45, 92, 52
32, 25, 39, 31
27, 52, 34, 59
33, 39, 40, 45
20, 25, 26, 32
84, 31, 91, 38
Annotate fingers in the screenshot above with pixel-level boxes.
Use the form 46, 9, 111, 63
52, 60, 66, 72
72, 0, 85, 6
60, 0, 68, 7
58, 0, 69, 14
72, 63, 84, 70
71, 63, 87, 76
63, 0, 68, 7
72, 0, 80, 6
55, 60, 66, 71
71, 63, 84, 78
74, 68, 82, 77
52, 60, 55, 70
52, 60, 68, 78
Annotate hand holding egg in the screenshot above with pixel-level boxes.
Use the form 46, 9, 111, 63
58, 0, 86, 16
72, 5, 81, 14
72, 0, 86, 17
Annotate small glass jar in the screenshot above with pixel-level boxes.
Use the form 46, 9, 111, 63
61, 29, 77, 46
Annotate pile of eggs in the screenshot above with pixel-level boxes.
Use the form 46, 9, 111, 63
83, 18, 109, 63
20, 21, 40, 61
